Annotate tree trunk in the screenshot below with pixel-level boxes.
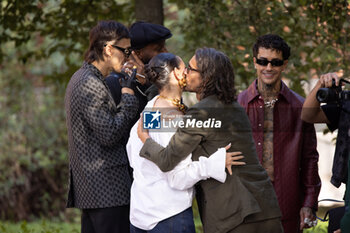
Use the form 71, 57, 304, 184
135, 0, 164, 25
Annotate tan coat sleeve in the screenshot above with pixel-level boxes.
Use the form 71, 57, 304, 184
140, 107, 209, 172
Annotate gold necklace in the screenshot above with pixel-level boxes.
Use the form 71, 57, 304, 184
158, 95, 187, 113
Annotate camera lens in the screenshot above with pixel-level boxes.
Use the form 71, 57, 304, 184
316, 88, 338, 103
316, 88, 329, 102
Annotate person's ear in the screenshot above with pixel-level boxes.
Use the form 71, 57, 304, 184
253, 57, 257, 69
174, 66, 181, 77
281, 60, 288, 71
173, 66, 187, 89
104, 44, 113, 57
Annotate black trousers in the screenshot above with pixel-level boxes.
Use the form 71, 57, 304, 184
81, 205, 130, 233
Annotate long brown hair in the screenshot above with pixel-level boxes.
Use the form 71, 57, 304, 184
195, 48, 236, 104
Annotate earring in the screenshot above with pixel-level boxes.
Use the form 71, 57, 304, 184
178, 77, 187, 89
174, 72, 187, 89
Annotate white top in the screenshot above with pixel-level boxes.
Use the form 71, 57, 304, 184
126, 96, 227, 230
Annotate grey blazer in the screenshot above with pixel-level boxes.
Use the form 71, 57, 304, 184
140, 95, 281, 233
65, 62, 139, 209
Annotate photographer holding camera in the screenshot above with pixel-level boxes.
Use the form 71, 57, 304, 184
301, 73, 350, 233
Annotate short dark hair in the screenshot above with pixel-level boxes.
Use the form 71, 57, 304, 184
195, 48, 236, 104
253, 34, 291, 60
144, 53, 181, 90
84, 20, 130, 63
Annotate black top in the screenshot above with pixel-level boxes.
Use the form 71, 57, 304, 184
105, 72, 158, 146
322, 101, 350, 187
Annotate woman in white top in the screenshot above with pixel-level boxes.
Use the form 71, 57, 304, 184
126, 53, 244, 233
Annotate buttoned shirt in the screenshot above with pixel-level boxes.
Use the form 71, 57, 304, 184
238, 79, 321, 221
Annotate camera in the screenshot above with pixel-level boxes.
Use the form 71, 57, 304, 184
316, 78, 350, 103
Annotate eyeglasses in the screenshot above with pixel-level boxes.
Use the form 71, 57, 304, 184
186, 64, 200, 73
104, 44, 132, 58
255, 57, 284, 67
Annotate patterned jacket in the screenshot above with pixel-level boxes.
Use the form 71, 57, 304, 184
65, 62, 139, 209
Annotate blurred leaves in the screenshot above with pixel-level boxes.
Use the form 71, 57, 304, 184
0, 70, 68, 220
0, 32, 72, 219
0, 219, 80, 233
168, 0, 350, 94
2, 0, 349, 89
0, 0, 135, 83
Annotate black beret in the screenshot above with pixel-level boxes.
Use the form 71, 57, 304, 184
130, 21, 172, 50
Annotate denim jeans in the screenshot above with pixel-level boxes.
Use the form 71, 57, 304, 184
130, 207, 196, 233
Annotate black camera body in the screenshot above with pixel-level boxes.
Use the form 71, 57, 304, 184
316, 78, 350, 103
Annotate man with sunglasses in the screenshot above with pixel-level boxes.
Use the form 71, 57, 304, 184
105, 21, 172, 157
65, 20, 139, 233
237, 34, 321, 233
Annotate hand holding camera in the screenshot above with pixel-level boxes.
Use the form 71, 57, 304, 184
316, 73, 350, 103
319, 72, 340, 88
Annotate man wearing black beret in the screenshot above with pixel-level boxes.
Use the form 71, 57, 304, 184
129, 21, 172, 64
106, 21, 172, 105
104, 21, 172, 176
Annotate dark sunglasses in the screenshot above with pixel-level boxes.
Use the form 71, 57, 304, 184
104, 44, 132, 58
186, 64, 200, 73
255, 57, 284, 67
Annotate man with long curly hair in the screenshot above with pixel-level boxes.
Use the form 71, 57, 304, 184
137, 48, 283, 233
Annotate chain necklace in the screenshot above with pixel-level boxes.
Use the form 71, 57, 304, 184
158, 95, 187, 113
264, 98, 278, 108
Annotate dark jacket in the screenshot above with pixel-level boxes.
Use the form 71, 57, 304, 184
237, 80, 321, 223
322, 102, 350, 188
65, 62, 139, 209
105, 72, 158, 146
140, 95, 281, 233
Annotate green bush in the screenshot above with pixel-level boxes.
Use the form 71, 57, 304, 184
0, 58, 69, 220
0, 220, 80, 233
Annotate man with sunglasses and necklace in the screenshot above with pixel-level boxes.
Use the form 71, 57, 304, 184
237, 34, 321, 233
65, 20, 140, 233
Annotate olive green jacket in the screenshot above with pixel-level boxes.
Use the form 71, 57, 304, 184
140, 95, 281, 233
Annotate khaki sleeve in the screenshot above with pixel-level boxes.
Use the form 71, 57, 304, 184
140, 107, 209, 172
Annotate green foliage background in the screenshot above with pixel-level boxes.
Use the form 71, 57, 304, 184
169, 0, 350, 92
0, 1, 349, 231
